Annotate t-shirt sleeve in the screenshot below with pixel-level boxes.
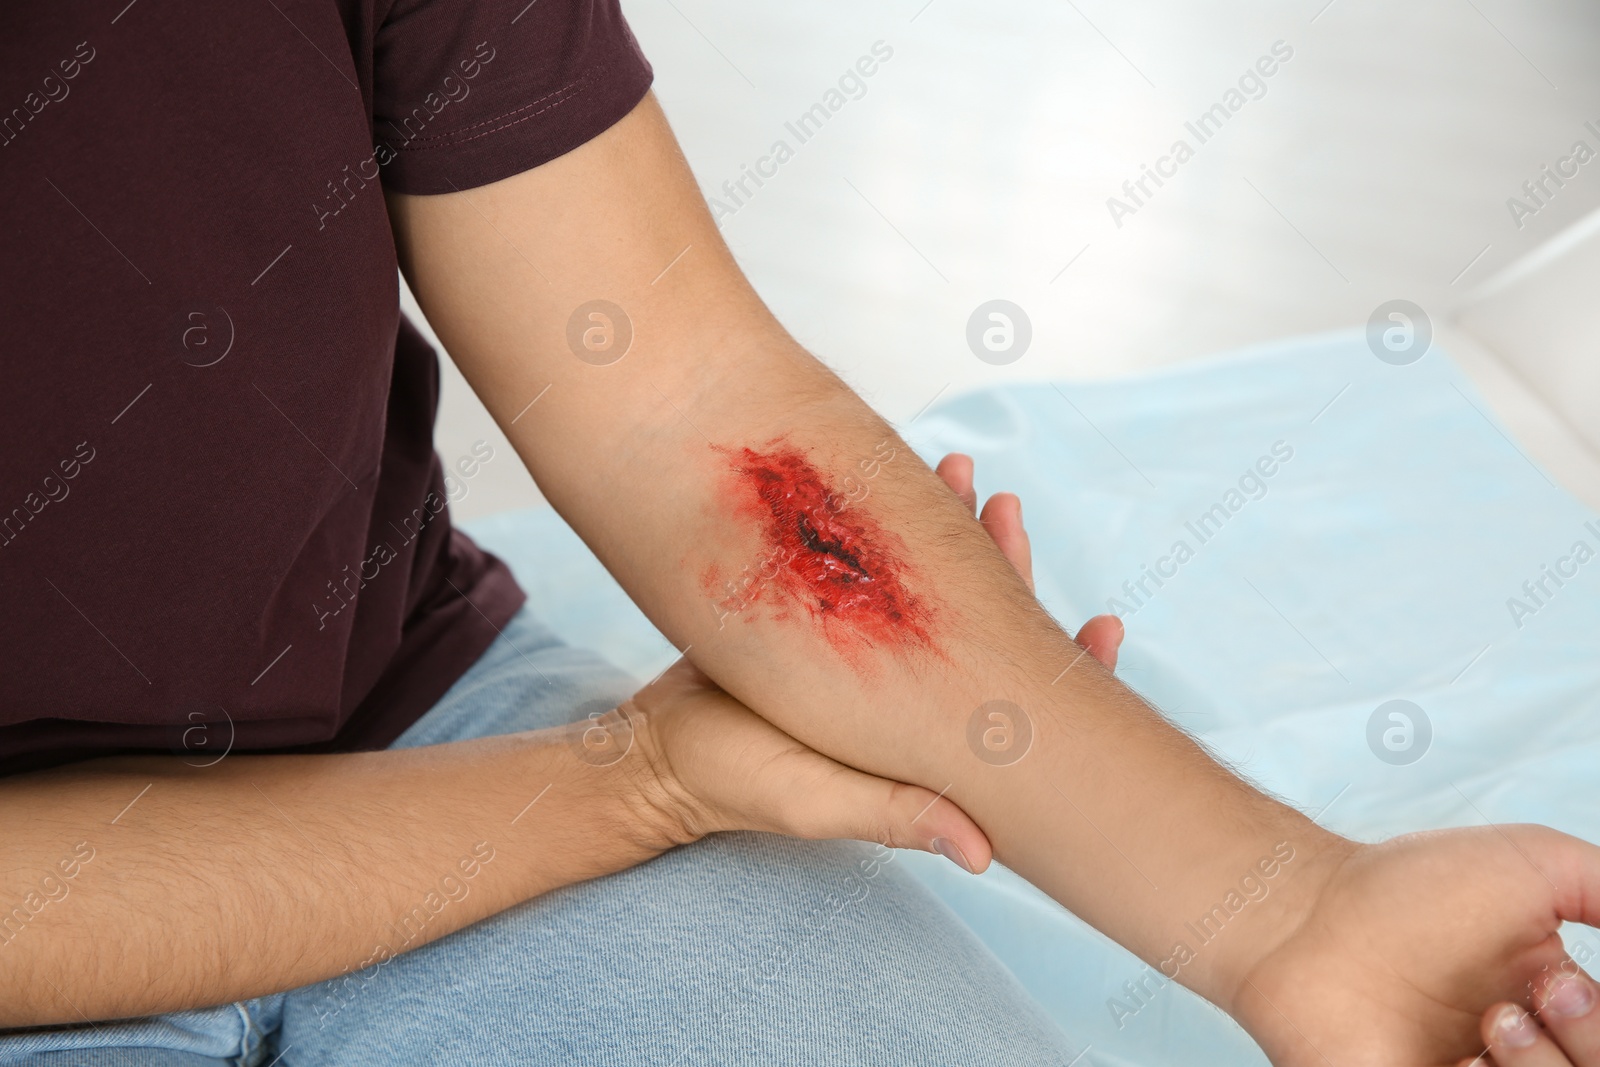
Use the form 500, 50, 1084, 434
371, 0, 653, 194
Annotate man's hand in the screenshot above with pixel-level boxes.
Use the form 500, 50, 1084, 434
1475, 960, 1600, 1067
626, 658, 990, 867
1227, 827, 1600, 1067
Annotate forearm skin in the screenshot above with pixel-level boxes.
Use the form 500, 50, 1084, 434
529, 355, 1351, 1014
0, 725, 668, 1027
384, 94, 1352, 1017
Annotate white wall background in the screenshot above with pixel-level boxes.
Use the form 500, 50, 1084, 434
430, 0, 1600, 520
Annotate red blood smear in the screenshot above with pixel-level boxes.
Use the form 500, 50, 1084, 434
709, 445, 935, 658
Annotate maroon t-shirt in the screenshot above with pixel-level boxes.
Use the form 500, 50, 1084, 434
0, 0, 652, 774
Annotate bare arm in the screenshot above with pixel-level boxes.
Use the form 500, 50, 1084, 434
388, 92, 1332, 1010
0, 695, 987, 1027
0, 457, 1025, 1029
0, 728, 666, 1026
389, 93, 1600, 1065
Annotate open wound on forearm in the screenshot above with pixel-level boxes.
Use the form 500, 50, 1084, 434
702, 443, 935, 661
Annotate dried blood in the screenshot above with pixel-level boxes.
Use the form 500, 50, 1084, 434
707, 444, 934, 657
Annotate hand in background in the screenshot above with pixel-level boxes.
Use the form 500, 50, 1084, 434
934, 451, 1124, 668
1470, 948, 1600, 1067
1232, 823, 1600, 1066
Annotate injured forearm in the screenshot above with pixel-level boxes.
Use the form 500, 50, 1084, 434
517, 340, 1350, 1017
385, 93, 1352, 1019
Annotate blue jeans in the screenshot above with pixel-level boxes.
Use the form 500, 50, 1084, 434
0, 608, 1080, 1066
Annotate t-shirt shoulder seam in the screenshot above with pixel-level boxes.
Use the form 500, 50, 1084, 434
392, 75, 595, 152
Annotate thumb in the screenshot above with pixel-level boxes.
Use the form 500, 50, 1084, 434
784, 766, 993, 875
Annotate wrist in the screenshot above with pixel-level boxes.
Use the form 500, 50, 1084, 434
1202, 824, 1361, 1017
605, 698, 709, 853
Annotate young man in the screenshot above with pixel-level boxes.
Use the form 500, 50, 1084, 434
2, 2, 1597, 1064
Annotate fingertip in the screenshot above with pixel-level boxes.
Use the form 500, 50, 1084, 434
936, 454, 978, 514
915, 796, 993, 875
978, 491, 1020, 522
1481, 1002, 1539, 1056
1103, 617, 1123, 667
978, 493, 1032, 583
929, 836, 975, 873
1090, 613, 1124, 643
928, 830, 991, 875
1076, 614, 1125, 671
955, 821, 994, 873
